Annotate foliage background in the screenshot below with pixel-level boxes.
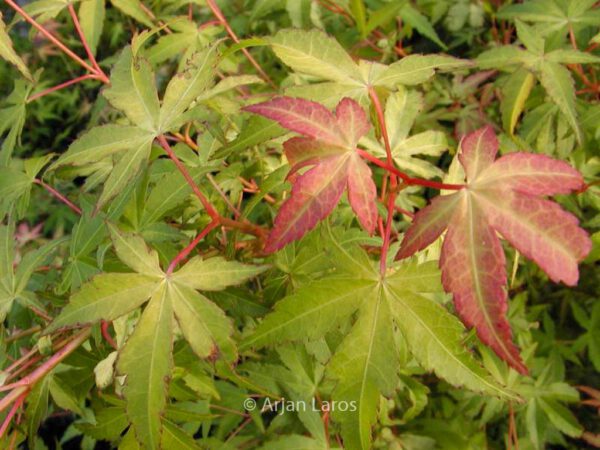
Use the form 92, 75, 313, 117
0, 0, 599, 449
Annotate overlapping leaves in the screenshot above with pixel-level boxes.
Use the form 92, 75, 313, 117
50, 39, 219, 210
48, 225, 266, 449
396, 126, 591, 374
266, 28, 469, 107
243, 237, 514, 450
477, 20, 600, 141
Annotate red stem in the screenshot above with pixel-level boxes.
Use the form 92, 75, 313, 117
4, 0, 98, 74
356, 149, 465, 191
368, 87, 395, 184
3, 346, 38, 376
100, 320, 117, 349
28, 74, 98, 103
205, 0, 276, 89
0, 328, 91, 414
0, 391, 26, 439
67, 3, 108, 82
157, 136, 220, 220
367, 87, 397, 275
158, 136, 266, 253
379, 193, 397, 274
34, 179, 82, 215
167, 219, 220, 274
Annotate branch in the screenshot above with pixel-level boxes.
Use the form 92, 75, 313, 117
5, 0, 98, 75
0, 328, 91, 414
67, 3, 109, 83
34, 179, 82, 215
28, 74, 99, 103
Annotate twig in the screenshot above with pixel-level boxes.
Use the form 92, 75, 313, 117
157, 136, 220, 220
28, 73, 100, 103
67, 3, 108, 82
5, 0, 98, 74
166, 219, 220, 274
34, 179, 82, 215
5, 326, 42, 344
0, 391, 26, 439
205, 0, 276, 88
356, 149, 465, 190
0, 328, 91, 414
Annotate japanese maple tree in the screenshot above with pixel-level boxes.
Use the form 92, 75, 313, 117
0, 1, 597, 449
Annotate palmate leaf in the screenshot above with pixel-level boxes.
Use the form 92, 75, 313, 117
146, 19, 213, 65
244, 96, 377, 252
477, 21, 600, 143
0, 223, 64, 321
51, 41, 218, 209
49, 124, 155, 211
498, 0, 600, 35
244, 248, 514, 450
0, 80, 30, 164
47, 227, 266, 449
266, 29, 468, 106
396, 126, 591, 374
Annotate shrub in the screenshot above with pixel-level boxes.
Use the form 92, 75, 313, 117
0, 0, 598, 448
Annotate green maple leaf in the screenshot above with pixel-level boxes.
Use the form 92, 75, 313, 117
242, 239, 516, 450
47, 224, 267, 449
477, 20, 600, 142
498, 0, 600, 36
0, 79, 31, 165
50, 38, 219, 209
266, 29, 469, 107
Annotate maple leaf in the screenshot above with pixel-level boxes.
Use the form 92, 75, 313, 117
396, 126, 591, 374
244, 96, 377, 253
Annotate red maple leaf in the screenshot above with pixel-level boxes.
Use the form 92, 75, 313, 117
244, 97, 377, 253
396, 126, 591, 374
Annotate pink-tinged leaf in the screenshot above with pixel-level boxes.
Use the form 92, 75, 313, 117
440, 195, 528, 374
396, 193, 461, 259
396, 126, 590, 372
245, 97, 379, 251
459, 125, 498, 182
243, 97, 346, 147
347, 153, 377, 234
283, 137, 345, 177
477, 189, 591, 286
265, 155, 350, 253
335, 97, 370, 148
476, 152, 585, 195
